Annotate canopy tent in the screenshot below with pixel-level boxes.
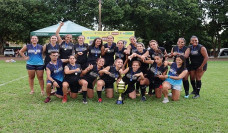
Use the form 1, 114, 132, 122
30, 20, 92, 36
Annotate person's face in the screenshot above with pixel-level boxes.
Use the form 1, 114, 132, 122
136, 44, 143, 52
50, 36, 57, 44
130, 37, 136, 44
50, 53, 59, 61
177, 39, 185, 48
117, 41, 124, 49
115, 59, 123, 68
31, 36, 38, 44
95, 39, 102, 46
78, 36, 85, 44
154, 56, 162, 64
132, 62, 140, 71
176, 57, 183, 66
65, 35, 72, 42
149, 42, 158, 50
190, 37, 198, 46
107, 36, 114, 43
69, 56, 76, 64
97, 58, 104, 67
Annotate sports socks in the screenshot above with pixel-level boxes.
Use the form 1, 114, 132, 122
140, 85, 146, 97
97, 91, 102, 98
183, 80, 189, 96
82, 91, 87, 99
190, 80, 197, 93
196, 80, 201, 95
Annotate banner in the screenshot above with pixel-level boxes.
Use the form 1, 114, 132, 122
82, 31, 135, 46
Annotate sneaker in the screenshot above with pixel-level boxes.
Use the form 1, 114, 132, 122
184, 95, 189, 99
44, 97, 51, 103
141, 96, 146, 101
41, 91, 45, 96
192, 94, 200, 99
83, 98, 87, 104
162, 98, 169, 103
168, 93, 172, 97
98, 98, 102, 103
62, 95, 67, 103
190, 91, 196, 95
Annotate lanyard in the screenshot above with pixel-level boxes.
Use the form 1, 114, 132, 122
155, 64, 158, 75
65, 42, 68, 50
94, 47, 99, 57
33, 44, 37, 54
79, 45, 83, 52
130, 69, 135, 81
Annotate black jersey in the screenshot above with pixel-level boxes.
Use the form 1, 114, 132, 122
44, 43, 60, 66
189, 44, 204, 65
83, 65, 102, 83
64, 63, 81, 81
74, 43, 88, 64
101, 66, 120, 83
173, 46, 189, 65
148, 62, 168, 81
129, 43, 137, 54
115, 47, 127, 63
87, 46, 102, 65
131, 49, 149, 73
149, 47, 166, 60
122, 67, 141, 84
59, 41, 74, 59
102, 43, 116, 66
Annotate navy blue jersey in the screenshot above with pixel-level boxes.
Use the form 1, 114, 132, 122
148, 62, 168, 81
189, 44, 204, 65
59, 41, 74, 59
74, 43, 88, 64
87, 46, 102, 65
102, 43, 116, 66
130, 43, 137, 54
122, 67, 141, 84
131, 49, 149, 73
26, 44, 43, 65
44, 43, 60, 65
101, 66, 120, 83
149, 47, 166, 60
115, 47, 127, 63
64, 63, 81, 81
168, 62, 186, 84
173, 46, 189, 65
83, 65, 102, 83
46, 59, 64, 82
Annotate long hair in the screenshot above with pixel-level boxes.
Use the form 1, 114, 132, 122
91, 38, 103, 49
176, 55, 186, 75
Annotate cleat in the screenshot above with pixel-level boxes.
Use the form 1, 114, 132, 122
98, 98, 103, 103
162, 98, 169, 103
62, 95, 67, 103
184, 95, 189, 99
83, 98, 87, 104
190, 91, 196, 95
141, 96, 146, 101
192, 94, 200, 99
44, 97, 51, 103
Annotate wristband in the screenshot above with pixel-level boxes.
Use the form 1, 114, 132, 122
168, 75, 170, 78
52, 80, 56, 83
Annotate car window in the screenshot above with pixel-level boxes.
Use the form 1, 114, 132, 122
220, 50, 228, 56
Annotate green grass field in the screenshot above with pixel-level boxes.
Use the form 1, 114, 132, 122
0, 60, 227, 132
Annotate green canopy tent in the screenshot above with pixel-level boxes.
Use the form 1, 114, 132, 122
30, 20, 92, 36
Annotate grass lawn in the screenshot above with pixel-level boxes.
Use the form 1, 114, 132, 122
0, 60, 227, 132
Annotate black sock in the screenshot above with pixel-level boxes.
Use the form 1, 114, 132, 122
97, 91, 102, 98
196, 80, 201, 95
140, 85, 146, 97
183, 80, 189, 96
136, 82, 140, 91
190, 80, 196, 92
149, 83, 153, 94
82, 91, 87, 99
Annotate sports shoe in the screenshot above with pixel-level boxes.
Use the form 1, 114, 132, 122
98, 98, 103, 103
62, 95, 67, 103
141, 96, 146, 101
162, 98, 169, 103
136, 90, 140, 96
44, 97, 51, 103
168, 93, 172, 97
192, 94, 200, 99
83, 98, 87, 104
184, 95, 189, 99
190, 91, 196, 95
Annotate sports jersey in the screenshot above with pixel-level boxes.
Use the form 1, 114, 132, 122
26, 44, 43, 65
122, 67, 141, 85
74, 43, 88, 64
189, 44, 204, 65
83, 65, 102, 83
87, 46, 102, 65
46, 59, 64, 82
100, 66, 120, 83
148, 47, 166, 60
115, 47, 127, 63
173, 46, 189, 66
59, 41, 74, 59
64, 63, 81, 81
131, 49, 149, 73
44, 43, 60, 66
102, 42, 116, 66
168, 62, 186, 85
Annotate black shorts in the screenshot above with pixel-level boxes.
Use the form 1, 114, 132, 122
63, 79, 81, 93
104, 81, 114, 89
26, 64, 44, 70
47, 79, 63, 96
145, 75, 162, 89
189, 63, 207, 71
124, 83, 135, 94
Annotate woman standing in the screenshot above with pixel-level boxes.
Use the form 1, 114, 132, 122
19, 36, 44, 95
185, 36, 208, 99
114, 40, 128, 69
169, 38, 190, 98
161, 55, 188, 103
87, 38, 105, 66
102, 35, 116, 67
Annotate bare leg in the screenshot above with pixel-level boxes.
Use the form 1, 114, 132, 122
27, 70, 35, 94
36, 70, 44, 95
172, 89, 180, 101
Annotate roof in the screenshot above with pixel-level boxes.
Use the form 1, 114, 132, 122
30, 20, 92, 36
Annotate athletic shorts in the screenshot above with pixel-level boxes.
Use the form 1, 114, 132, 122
165, 78, 182, 91
124, 83, 135, 94
47, 79, 63, 96
26, 64, 44, 70
63, 79, 81, 93
104, 81, 114, 89
189, 63, 207, 71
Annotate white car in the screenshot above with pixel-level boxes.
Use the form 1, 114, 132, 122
4, 49, 15, 57
218, 48, 228, 58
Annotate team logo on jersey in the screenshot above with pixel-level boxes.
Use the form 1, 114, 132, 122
75, 47, 87, 52
169, 68, 177, 75
48, 49, 59, 53
106, 49, 114, 53
54, 67, 63, 73
91, 49, 101, 54
126, 73, 137, 80
191, 51, 198, 55
89, 71, 99, 77
109, 73, 119, 79
150, 67, 162, 75
28, 49, 41, 54
115, 53, 124, 58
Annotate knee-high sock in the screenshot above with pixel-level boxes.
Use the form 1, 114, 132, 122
140, 85, 146, 97
136, 82, 140, 91
196, 80, 201, 95
190, 80, 196, 92
97, 91, 102, 98
183, 80, 189, 95
149, 83, 153, 94
82, 91, 87, 99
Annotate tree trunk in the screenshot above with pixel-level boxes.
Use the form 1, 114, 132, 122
0, 38, 4, 55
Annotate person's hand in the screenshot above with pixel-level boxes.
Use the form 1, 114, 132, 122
141, 55, 146, 62
173, 52, 178, 56
124, 49, 130, 55
53, 81, 59, 88
134, 72, 142, 77
105, 48, 109, 52
164, 61, 169, 66
24, 56, 29, 60
60, 22, 64, 27
197, 66, 203, 72
103, 70, 111, 75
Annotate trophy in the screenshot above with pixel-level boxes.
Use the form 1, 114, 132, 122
116, 79, 126, 104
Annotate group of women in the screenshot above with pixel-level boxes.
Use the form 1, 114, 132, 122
19, 22, 208, 104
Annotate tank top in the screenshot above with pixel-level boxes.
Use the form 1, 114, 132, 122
26, 44, 43, 65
